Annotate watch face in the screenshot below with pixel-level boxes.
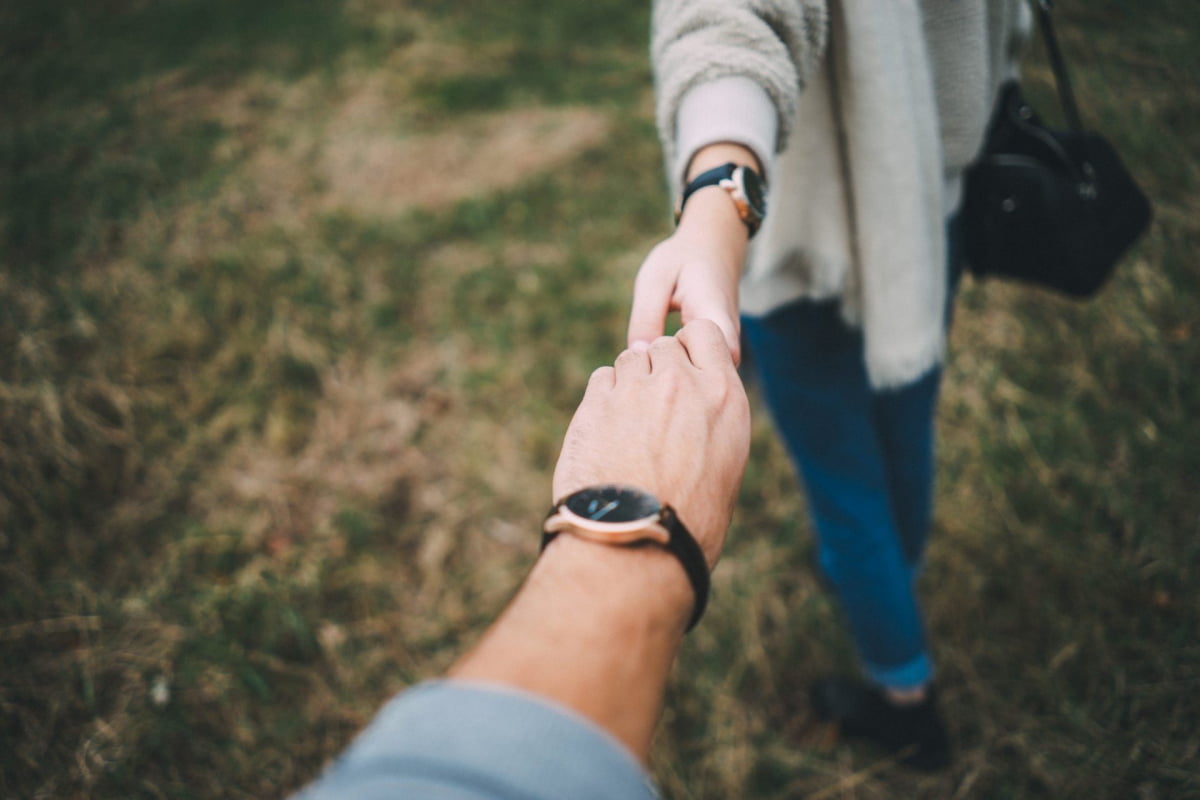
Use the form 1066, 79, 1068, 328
563, 485, 661, 524
739, 167, 767, 217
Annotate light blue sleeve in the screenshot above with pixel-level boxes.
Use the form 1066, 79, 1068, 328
293, 680, 659, 800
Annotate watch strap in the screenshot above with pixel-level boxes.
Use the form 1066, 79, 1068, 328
679, 162, 739, 214
657, 504, 710, 631
541, 504, 711, 632
676, 162, 765, 236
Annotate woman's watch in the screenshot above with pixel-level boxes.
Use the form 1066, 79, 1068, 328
675, 161, 767, 237
542, 485, 710, 632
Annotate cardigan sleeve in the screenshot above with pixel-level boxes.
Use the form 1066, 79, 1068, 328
651, 0, 829, 190
673, 76, 778, 189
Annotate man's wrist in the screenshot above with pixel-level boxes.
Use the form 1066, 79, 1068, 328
450, 520, 695, 760
536, 532, 695, 634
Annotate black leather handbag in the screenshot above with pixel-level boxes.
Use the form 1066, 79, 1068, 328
962, 0, 1152, 298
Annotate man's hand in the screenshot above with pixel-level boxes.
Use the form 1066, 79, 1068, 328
552, 319, 751, 568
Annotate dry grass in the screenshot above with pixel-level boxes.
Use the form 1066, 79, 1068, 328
2, 1, 1198, 798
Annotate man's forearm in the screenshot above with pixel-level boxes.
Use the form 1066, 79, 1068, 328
449, 531, 693, 763
453, 321, 749, 764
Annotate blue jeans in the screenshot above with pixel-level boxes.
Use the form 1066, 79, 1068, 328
741, 219, 962, 690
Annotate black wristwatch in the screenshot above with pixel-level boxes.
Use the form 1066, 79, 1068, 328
675, 161, 767, 237
542, 485, 710, 632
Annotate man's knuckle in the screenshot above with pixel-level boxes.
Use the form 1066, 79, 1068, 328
650, 334, 675, 349
614, 349, 641, 366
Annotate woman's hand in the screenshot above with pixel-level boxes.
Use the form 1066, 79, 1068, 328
626, 143, 760, 365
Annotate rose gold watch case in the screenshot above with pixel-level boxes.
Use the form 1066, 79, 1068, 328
543, 507, 671, 546
718, 173, 763, 233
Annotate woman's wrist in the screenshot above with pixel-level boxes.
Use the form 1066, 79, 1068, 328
675, 187, 752, 267
677, 143, 761, 252
684, 142, 764, 181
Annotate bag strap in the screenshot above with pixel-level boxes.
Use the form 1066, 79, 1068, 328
1032, 0, 1085, 133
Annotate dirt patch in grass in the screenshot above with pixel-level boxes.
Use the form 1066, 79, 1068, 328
320, 103, 612, 216
128, 66, 613, 265
195, 357, 426, 556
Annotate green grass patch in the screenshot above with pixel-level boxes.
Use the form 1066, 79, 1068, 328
2, 0, 1197, 798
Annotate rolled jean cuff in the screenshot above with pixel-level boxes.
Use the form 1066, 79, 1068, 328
864, 652, 933, 690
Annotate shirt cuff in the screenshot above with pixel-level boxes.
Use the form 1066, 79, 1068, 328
294, 680, 658, 800
674, 75, 778, 192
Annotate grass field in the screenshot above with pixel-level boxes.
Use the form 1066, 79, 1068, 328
2, 1, 1198, 798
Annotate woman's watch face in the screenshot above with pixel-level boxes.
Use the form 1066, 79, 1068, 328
564, 485, 661, 523
740, 166, 767, 218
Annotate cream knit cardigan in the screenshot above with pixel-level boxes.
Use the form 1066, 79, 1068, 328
653, 0, 1028, 388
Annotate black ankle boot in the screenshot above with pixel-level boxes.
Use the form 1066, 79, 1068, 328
810, 677, 951, 771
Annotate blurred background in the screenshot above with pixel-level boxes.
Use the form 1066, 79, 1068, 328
1, 1, 1197, 797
